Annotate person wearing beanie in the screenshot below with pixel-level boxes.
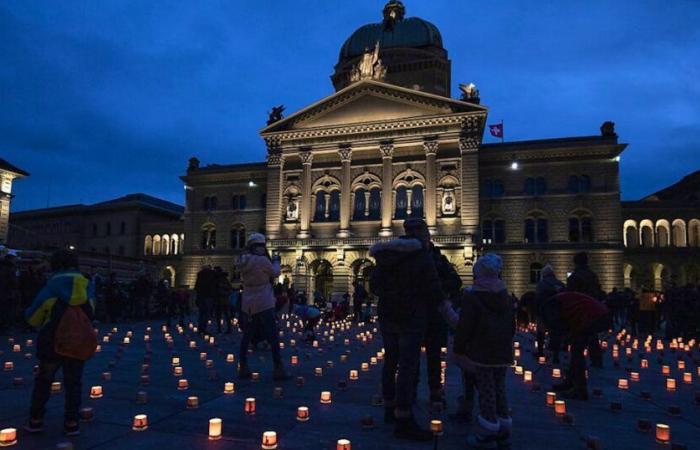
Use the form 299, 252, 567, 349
237, 233, 290, 381
453, 253, 514, 449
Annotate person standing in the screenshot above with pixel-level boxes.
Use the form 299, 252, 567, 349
352, 281, 367, 322
194, 265, 217, 334
237, 233, 290, 381
369, 218, 443, 441
23, 250, 96, 436
535, 265, 565, 359
566, 252, 604, 367
213, 267, 233, 334
453, 254, 515, 449
0, 253, 20, 334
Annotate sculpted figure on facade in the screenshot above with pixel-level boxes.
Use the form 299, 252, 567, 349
442, 190, 456, 215
350, 42, 387, 83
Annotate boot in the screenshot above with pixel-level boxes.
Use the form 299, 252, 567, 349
393, 413, 433, 441
466, 416, 500, 449
272, 363, 292, 381
238, 362, 252, 380
497, 416, 512, 450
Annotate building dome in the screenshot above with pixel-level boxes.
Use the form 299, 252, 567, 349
332, 1, 451, 96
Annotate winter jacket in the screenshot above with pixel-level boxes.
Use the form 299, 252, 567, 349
567, 265, 602, 300
535, 275, 565, 317
541, 291, 609, 337
239, 254, 280, 315
214, 272, 233, 306
453, 289, 515, 367
25, 270, 95, 360
194, 268, 218, 301
369, 237, 443, 332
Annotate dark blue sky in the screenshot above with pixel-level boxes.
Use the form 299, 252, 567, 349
3, 1, 699, 211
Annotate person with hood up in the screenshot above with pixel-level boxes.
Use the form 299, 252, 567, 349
535, 264, 565, 360
369, 218, 443, 442
23, 250, 96, 437
453, 253, 514, 449
237, 233, 290, 381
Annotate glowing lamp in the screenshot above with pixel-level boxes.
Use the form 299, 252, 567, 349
226, 354, 235, 363
336, 439, 351, 450
245, 398, 256, 415
683, 372, 692, 384
514, 366, 523, 375
90, 386, 103, 399
361, 363, 369, 372
178, 379, 189, 390
51, 382, 62, 394
546, 392, 556, 407
552, 368, 561, 378
3, 362, 13, 371
297, 406, 309, 422
173, 366, 183, 377
171, 357, 180, 366
187, 396, 199, 409
662, 365, 670, 376
315, 368, 323, 377
0, 428, 17, 447
666, 378, 676, 391
349, 370, 359, 380
224, 382, 235, 394
524, 371, 532, 382
618, 379, 629, 390
320, 391, 332, 404
554, 400, 566, 416
261, 431, 278, 449
538, 356, 546, 365
208, 418, 222, 440
655, 423, 670, 444
291, 356, 298, 365
132, 414, 148, 431
430, 419, 443, 435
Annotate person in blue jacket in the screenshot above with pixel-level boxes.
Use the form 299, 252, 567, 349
23, 250, 95, 437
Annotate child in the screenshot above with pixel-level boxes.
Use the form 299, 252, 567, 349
292, 303, 321, 342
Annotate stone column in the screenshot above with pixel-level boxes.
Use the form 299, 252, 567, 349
298, 149, 313, 239
379, 141, 394, 237
424, 139, 439, 233
459, 136, 480, 236
337, 145, 353, 238
265, 152, 285, 239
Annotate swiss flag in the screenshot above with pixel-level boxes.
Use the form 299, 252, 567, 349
489, 123, 503, 138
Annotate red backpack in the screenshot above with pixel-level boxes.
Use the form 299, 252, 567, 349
54, 305, 98, 360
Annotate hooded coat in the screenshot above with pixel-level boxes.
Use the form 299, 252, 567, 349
369, 237, 443, 332
454, 287, 515, 368
239, 254, 280, 315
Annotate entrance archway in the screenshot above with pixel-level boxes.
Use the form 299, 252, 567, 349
351, 258, 375, 292
310, 259, 334, 303
162, 265, 176, 287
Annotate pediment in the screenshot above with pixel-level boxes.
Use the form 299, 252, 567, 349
261, 80, 486, 134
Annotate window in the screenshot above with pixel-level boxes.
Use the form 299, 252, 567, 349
524, 178, 535, 196
204, 195, 218, 211
201, 224, 216, 249
230, 225, 246, 249
313, 191, 340, 222
353, 189, 367, 220
105, 222, 111, 236
120, 222, 126, 235
482, 219, 506, 244
232, 195, 239, 210
395, 186, 408, 219
483, 179, 505, 197
314, 192, 327, 221
411, 185, 424, 218
239, 195, 247, 210
568, 175, 580, 193
153, 235, 161, 255
535, 177, 547, 195
530, 263, 543, 284
569, 175, 591, 193
144, 236, 152, 256
395, 186, 424, 219
525, 218, 548, 243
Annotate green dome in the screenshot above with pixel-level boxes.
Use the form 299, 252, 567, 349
339, 16, 443, 60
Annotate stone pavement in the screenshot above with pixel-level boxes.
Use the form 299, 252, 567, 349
1, 316, 698, 449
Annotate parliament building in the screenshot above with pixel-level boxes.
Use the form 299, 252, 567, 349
175, 1, 627, 298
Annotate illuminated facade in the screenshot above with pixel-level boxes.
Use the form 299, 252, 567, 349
0, 158, 28, 244
178, 2, 627, 297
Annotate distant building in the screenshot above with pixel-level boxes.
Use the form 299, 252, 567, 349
0, 158, 29, 244
622, 171, 700, 290
9, 193, 183, 261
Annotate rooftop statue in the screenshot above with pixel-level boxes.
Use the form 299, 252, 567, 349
459, 83, 480, 104
267, 105, 285, 125
350, 42, 387, 83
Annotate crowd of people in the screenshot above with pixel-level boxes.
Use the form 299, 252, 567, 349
3, 226, 700, 446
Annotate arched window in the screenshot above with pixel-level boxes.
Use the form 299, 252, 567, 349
640, 220, 654, 247
671, 219, 686, 247
656, 220, 670, 248
162, 234, 170, 255
144, 235, 153, 256
204, 195, 218, 211
569, 215, 593, 242
314, 192, 327, 221
689, 219, 700, 247
395, 186, 408, 219
482, 219, 506, 244
171, 234, 179, 255
353, 188, 367, 220
530, 262, 543, 284
329, 190, 340, 221
201, 223, 216, 249
624, 220, 638, 247
524, 217, 548, 243
230, 225, 246, 249
152, 235, 161, 255
368, 188, 381, 219
410, 185, 424, 218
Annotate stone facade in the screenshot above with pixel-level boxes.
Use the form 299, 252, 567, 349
0, 158, 28, 244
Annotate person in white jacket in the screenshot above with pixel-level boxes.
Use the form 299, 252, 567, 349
237, 233, 290, 381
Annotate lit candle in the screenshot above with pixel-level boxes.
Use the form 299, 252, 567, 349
252, 372, 260, 382
336, 439, 351, 450
430, 419, 443, 435
208, 418, 222, 440
523, 371, 532, 382
226, 354, 235, 363
678, 360, 685, 370
297, 406, 310, 422
0, 428, 17, 447
666, 378, 676, 391
349, 370, 359, 380
552, 368, 561, 378
224, 382, 235, 394
90, 386, 103, 399
662, 365, 670, 376
618, 378, 629, 390
315, 367, 323, 377
361, 363, 369, 372
51, 382, 62, 394
132, 414, 148, 431
245, 398, 256, 415
538, 356, 545, 365
546, 392, 556, 407
631, 372, 640, 382
187, 396, 199, 409
3, 362, 13, 371
261, 431, 278, 449
554, 400, 566, 416
641, 359, 649, 369
320, 391, 332, 404
171, 357, 180, 366
683, 372, 692, 384
655, 423, 670, 444
291, 355, 298, 365
173, 366, 183, 377
178, 379, 189, 390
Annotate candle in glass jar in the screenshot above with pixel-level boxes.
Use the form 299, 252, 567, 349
0, 428, 17, 447
252, 372, 260, 382
90, 385, 103, 398
320, 391, 332, 404
245, 398, 256, 415
261, 431, 278, 449
655, 423, 670, 444
291, 355, 298, 365
132, 414, 148, 431
297, 406, 310, 422
641, 359, 648, 369
178, 379, 189, 390
361, 363, 369, 372
666, 378, 676, 391
187, 396, 199, 409
336, 439, 351, 450
51, 382, 62, 393
631, 372, 640, 382
524, 371, 532, 382
618, 378, 629, 390
171, 357, 180, 366
552, 368, 561, 378
226, 354, 234, 363
546, 392, 556, 407
315, 367, 323, 377
683, 372, 692, 384
349, 370, 359, 380
224, 382, 235, 394
2, 362, 12, 371
662, 365, 670, 376
173, 366, 183, 377
430, 419, 443, 435
554, 400, 566, 416
208, 418, 222, 440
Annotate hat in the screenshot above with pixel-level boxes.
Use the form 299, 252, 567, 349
473, 253, 503, 279
246, 233, 266, 247
541, 264, 555, 277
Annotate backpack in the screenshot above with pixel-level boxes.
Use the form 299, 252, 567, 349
54, 305, 98, 361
